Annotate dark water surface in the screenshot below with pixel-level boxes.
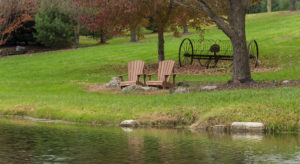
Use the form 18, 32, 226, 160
0, 118, 299, 164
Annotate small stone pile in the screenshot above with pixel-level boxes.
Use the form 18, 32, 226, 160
122, 85, 158, 93
105, 77, 120, 88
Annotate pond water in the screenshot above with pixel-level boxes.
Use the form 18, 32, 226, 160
0, 118, 299, 164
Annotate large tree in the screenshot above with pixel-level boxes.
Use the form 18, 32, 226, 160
290, 0, 296, 11
175, 0, 260, 83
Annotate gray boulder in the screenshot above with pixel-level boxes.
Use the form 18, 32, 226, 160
105, 77, 120, 88
16, 46, 26, 52
122, 85, 140, 93
122, 85, 158, 93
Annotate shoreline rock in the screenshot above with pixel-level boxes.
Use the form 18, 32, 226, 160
231, 122, 264, 133
120, 120, 139, 128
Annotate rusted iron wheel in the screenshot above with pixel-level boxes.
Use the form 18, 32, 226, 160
248, 40, 259, 69
179, 38, 193, 67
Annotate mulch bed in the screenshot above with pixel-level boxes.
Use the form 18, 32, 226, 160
145, 63, 279, 75
86, 80, 300, 95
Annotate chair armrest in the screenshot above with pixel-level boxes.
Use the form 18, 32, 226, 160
136, 74, 146, 84
119, 74, 127, 82
147, 74, 155, 81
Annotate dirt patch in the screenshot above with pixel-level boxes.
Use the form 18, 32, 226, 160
275, 36, 295, 41
10, 105, 36, 115
276, 10, 300, 15
85, 79, 300, 96
145, 63, 279, 75
123, 40, 152, 44
246, 10, 300, 19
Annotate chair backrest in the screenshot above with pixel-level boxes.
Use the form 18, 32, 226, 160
128, 60, 144, 81
157, 60, 175, 81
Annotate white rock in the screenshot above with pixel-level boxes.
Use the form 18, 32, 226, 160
140, 86, 158, 91
16, 46, 26, 52
231, 122, 264, 133
120, 120, 139, 128
202, 86, 217, 90
282, 80, 289, 84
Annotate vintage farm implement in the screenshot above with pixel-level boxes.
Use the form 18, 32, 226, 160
178, 39, 259, 68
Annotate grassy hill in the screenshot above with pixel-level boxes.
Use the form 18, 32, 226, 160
0, 11, 300, 131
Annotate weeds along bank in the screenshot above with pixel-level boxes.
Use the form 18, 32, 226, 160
0, 12, 299, 132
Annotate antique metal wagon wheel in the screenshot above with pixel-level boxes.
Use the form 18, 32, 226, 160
179, 38, 193, 67
247, 40, 259, 69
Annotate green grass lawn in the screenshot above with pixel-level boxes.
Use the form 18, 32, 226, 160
0, 11, 300, 132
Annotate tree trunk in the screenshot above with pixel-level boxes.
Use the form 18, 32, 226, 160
176, 0, 252, 82
158, 26, 165, 61
229, 3, 252, 82
267, 0, 272, 13
130, 27, 137, 42
74, 24, 80, 48
183, 24, 188, 34
100, 30, 106, 44
290, 0, 296, 11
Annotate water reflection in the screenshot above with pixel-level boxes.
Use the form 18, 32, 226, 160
0, 118, 299, 164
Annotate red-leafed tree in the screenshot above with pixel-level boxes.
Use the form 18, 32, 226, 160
119, 0, 150, 42
0, 0, 40, 46
79, 0, 126, 44
80, 0, 208, 60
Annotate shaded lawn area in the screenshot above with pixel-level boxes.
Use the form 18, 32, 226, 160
0, 11, 300, 131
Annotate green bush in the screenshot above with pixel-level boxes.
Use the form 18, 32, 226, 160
34, 1, 75, 48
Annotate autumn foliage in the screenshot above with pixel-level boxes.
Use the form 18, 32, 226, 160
0, 0, 40, 46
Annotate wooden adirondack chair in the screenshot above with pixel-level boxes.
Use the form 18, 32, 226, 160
147, 60, 176, 89
119, 60, 145, 88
